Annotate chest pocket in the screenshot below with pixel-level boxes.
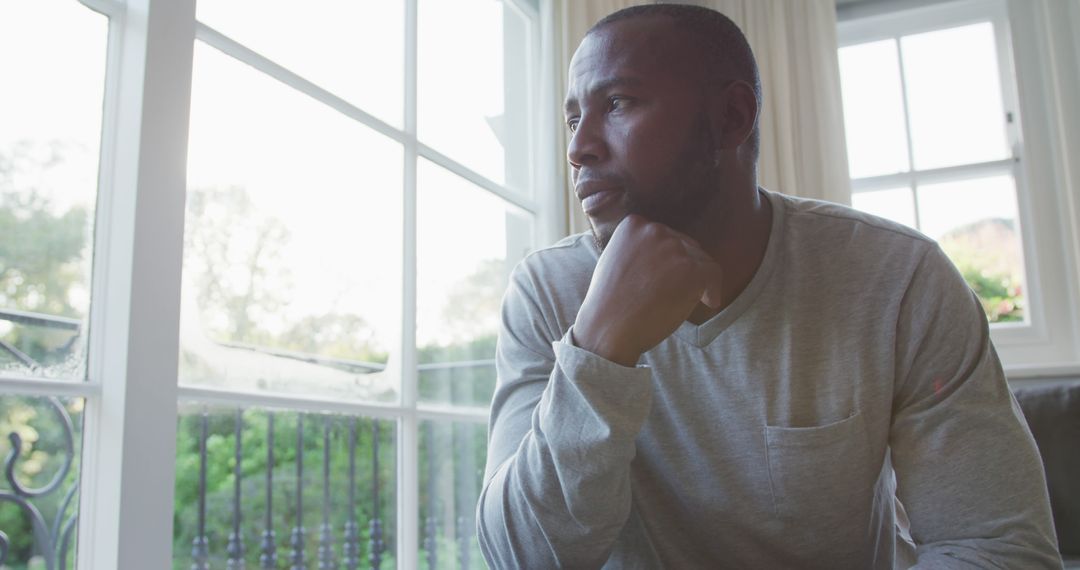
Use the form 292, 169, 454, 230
764, 411, 880, 525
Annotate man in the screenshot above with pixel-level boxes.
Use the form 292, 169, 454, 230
477, 4, 1060, 569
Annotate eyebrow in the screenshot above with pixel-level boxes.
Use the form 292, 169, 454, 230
564, 76, 643, 114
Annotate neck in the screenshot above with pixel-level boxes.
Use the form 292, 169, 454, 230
685, 182, 772, 324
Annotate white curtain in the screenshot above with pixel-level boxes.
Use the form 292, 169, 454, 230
554, 0, 652, 235
554, 0, 852, 235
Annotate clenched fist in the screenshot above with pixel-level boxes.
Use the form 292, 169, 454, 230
573, 215, 724, 367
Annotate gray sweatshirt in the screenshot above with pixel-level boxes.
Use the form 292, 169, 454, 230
477, 190, 1061, 569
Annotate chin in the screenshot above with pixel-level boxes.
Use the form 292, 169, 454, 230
585, 203, 632, 251
588, 217, 621, 251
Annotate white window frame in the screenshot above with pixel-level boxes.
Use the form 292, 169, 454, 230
838, 0, 1080, 378
0, 0, 563, 567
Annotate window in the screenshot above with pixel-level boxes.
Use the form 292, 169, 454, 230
838, 0, 1080, 375
0, 0, 554, 567
0, 0, 110, 566
839, 2, 1026, 325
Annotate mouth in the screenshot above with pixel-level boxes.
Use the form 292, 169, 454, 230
580, 189, 622, 216
576, 180, 623, 216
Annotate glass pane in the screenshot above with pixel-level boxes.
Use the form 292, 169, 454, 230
418, 0, 531, 192
851, 186, 917, 229
918, 175, 1025, 323
838, 40, 911, 178
0, 395, 83, 568
196, 0, 404, 128
419, 420, 486, 570
183, 44, 403, 402
416, 160, 534, 407
0, 1, 108, 380
173, 405, 396, 567
902, 23, 1010, 170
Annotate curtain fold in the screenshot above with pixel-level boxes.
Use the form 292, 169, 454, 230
554, 0, 852, 236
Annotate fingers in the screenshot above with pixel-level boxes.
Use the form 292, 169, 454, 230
615, 215, 724, 308
677, 234, 713, 264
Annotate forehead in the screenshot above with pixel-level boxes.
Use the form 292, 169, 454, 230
567, 17, 697, 97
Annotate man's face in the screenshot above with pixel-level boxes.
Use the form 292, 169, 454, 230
564, 18, 721, 248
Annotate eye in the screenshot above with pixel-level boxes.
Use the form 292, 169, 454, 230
608, 96, 629, 111
566, 117, 579, 133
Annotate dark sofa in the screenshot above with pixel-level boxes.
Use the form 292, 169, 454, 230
1013, 380, 1080, 567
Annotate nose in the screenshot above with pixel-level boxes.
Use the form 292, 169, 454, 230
567, 114, 606, 169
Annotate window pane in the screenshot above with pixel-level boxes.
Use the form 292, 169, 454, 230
0, 1, 108, 380
183, 44, 403, 402
419, 0, 532, 192
173, 405, 397, 567
901, 23, 1010, 170
417, 160, 534, 407
0, 395, 84, 567
918, 175, 1025, 323
196, 0, 405, 128
839, 40, 911, 178
851, 186, 917, 229
419, 420, 485, 569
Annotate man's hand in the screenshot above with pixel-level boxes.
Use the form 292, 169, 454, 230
574, 215, 724, 366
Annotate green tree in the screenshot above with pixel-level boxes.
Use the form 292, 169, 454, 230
0, 142, 89, 369
183, 186, 387, 363
184, 186, 292, 347
939, 218, 1024, 323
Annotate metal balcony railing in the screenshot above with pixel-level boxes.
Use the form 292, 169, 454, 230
1, 309, 488, 569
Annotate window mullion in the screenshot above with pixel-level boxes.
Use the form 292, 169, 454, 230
894, 32, 925, 232
194, 22, 409, 148
76, 0, 195, 568
399, 0, 420, 567
895, 36, 918, 177
0, 376, 101, 398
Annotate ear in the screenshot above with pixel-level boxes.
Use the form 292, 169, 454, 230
706, 80, 759, 152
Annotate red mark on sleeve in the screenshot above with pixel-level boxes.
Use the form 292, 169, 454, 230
933, 376, 945, 398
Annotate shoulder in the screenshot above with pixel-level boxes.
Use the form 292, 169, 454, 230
512, 231, 599, 289
774, 191, 932, 248
502, 232, 597, 339
769, 190, 937, 278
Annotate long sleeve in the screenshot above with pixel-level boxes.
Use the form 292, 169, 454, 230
477, 260, 653, 569
890, 245, 1062, 569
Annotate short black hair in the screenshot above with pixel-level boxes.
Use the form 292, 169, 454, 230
588, 3, 762, 160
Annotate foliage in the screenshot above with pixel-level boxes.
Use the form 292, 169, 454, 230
439, 258, 508, 343
183, 186, 293, 347
171, 409, 398, 568
939, 218, 1025, 323
0, 397, 82, 569
183, 186, 388, 364
0, 142, 89, 370
167, 408, 489, 568
418, 335, 498, 407
2, 150, 502, 566
957, 264, 1024, 323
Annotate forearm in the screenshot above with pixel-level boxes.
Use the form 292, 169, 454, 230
900, 404, 1061, 570
478, 339, 652, 568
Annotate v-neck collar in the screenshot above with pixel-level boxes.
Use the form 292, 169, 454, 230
672, 189, 785, 348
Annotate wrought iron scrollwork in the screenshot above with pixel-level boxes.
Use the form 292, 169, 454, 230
0, 396, 80, 570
